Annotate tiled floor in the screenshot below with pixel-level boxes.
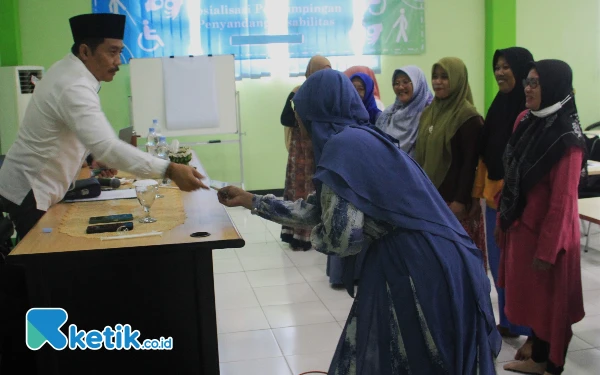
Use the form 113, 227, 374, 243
215, 207, 600, 374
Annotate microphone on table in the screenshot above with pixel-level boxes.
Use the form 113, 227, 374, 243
97, 178, 121, 189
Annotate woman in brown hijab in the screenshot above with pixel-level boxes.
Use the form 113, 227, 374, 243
415, 57, 487, 263
279, 55, 331, 250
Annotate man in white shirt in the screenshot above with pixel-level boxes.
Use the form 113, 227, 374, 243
0, 13, 207, 241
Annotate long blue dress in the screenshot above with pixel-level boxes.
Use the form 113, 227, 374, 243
253, 181, 501, 374
251, 69, 501, 374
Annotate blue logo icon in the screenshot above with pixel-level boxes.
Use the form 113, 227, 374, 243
26, 308, 69, 350
25, 308, 173, 351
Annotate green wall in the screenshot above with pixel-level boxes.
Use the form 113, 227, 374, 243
516, 0, 600, 127
17, 0, 486, 190
0, 0, 22, 66
484, 0, 516, 112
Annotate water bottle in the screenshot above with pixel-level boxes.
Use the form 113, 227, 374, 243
155, 136, 169, 161
152, 119, 162, 141
155, 136, 171, 187
146, 127, 157, 155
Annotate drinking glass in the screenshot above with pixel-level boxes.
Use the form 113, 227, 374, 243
134, 180, 159, 223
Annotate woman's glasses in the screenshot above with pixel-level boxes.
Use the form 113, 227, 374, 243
393, 80, 412, 88
523, 78, 540, 89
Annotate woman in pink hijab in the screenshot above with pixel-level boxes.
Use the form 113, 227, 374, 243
344, 66, 385, 110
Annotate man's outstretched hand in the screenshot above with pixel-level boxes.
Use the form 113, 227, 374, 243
166, 163, 208, 192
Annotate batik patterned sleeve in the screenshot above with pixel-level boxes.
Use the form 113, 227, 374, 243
251, 194, 321, 229
252, 187, 390, 256
310, 185, 371, 257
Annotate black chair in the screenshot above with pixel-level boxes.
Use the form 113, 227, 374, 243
0, 155, 14, 260
586, 121, 600, 131
0, 216, 13, 262
579, 133, 600, 252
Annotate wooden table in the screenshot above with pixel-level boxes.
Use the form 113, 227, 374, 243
586, 130, 600, 175
2, 156, 244, 374
588, 161, 600, 176
579, 197, 600, 252
579, 197, 600, 225
584, 130, 600, 136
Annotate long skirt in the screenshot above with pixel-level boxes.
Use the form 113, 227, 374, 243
485, 205, 531, 336
449, 201, 487, 271
281, 126, 315, 250
328, 228, 501, 374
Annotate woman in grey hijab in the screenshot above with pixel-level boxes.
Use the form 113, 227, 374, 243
375, 65, 433, 156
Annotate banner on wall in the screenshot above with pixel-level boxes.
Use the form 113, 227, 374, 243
92, 0, 425, 63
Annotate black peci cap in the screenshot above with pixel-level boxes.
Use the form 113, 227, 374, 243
69, 13, 126, 43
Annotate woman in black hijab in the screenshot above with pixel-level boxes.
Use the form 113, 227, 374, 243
498, 59, 586, 375
473, 47, 534, 354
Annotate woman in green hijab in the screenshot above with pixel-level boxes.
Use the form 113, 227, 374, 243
415, 57, 487, 261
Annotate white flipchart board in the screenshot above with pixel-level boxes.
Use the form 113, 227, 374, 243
129, 55, 238, 137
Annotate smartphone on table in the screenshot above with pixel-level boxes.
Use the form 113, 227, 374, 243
86, 222, 134, 234
89, 214, 134, 224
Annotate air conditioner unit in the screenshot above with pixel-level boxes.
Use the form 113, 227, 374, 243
0, 66, 45, 154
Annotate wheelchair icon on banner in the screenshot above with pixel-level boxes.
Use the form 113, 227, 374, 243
137, 20, 165, 52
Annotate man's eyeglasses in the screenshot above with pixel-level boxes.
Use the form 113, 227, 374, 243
522, 78, 539, 89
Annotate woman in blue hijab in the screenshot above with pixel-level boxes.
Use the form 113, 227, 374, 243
349, 72, 382, 124
217, 69, 501, 374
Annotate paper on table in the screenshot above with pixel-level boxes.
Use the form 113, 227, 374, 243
63, 188, 137, 203
588, 160, 600, 167
209, 179, 229, 190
